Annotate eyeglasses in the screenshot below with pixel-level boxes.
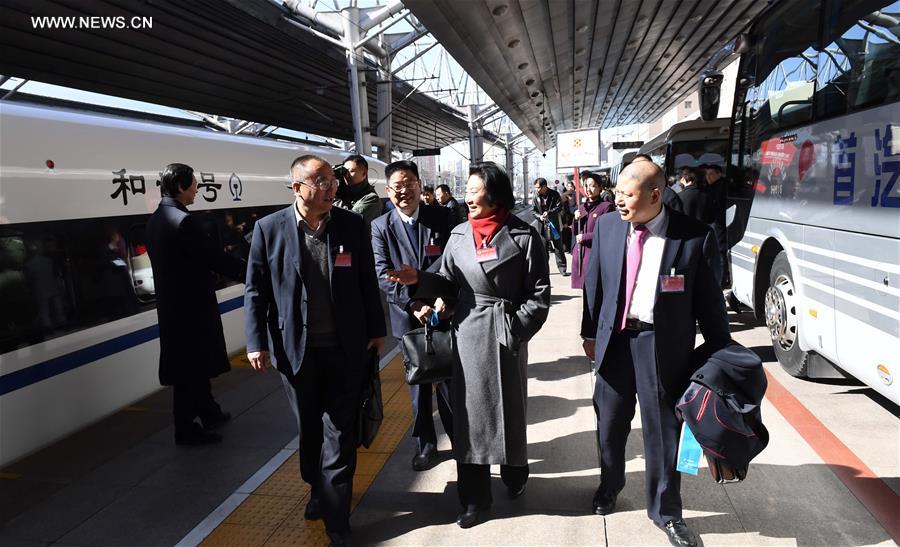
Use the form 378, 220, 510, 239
387, 181, 420, 192
296, 177, 338, 190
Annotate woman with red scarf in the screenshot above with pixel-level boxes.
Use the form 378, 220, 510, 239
387, 162, 550, 529
570, 173, 615, 289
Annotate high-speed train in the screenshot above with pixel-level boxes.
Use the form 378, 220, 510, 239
0, 101, 387, 466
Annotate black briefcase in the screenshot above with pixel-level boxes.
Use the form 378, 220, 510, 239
400, 322, 457, 385
358, 350, 383, 448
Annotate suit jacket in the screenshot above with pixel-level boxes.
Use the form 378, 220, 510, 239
371, 204, 452, 338
146, 197, 246, 385
444, 197, 468, 227
679, 184, 712, 223
677, 341, 769, 471
580, 207, 730, 396
532, 188, 564, 230
663, 185, 684, 214
244, 205, 387, 376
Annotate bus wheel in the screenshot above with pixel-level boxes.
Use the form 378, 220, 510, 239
765, 251, 808, 377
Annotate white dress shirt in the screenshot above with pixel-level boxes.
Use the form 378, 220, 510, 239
626, 207, 668, 324
396, 205, 420, 225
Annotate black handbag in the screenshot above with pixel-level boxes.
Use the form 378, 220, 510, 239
358, 350, 383, 448
400, 322, 457, 385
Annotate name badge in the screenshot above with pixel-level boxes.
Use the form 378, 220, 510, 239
424, 244, 442, 257
475, 246, 498, 262
334, 245, 352, 267
660, 268, 685, 292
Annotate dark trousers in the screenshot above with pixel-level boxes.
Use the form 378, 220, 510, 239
281, 347, 366, 535
540, 226, 568, 273
173, 378, 221, 433
593, 330, 682, 525
409, 380, 453, 452
457, 462, 529, 508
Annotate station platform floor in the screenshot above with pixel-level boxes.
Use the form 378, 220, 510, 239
1, 272, 897, 546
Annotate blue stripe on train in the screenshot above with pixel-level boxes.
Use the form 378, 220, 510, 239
0, 295, 244, 396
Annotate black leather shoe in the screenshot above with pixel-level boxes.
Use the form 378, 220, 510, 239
561, 271, 571, 277
201, 412, 231, 430
456, 505, 489, 528
304, 497, 322, 520
660, 519, 698, 547
174, 427, 222, 446
411, 446, 436, 471
591, 487, 617, 515
507, 483, 527, 499
326, 529, 352, 547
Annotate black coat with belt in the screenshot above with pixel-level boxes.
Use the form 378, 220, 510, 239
146, 197, 246, 385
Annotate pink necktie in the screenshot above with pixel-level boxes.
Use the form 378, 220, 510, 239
617, 224, 649, 331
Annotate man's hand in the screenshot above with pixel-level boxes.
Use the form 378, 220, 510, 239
540, 212, 548, 221
574, 209, 582, 220
576, 233, 583, 243
367, 337, 385, 355
410, 301, 434, 326
582, 339, 595, 361
385, 264, 418, 285
247, 350, 270, 371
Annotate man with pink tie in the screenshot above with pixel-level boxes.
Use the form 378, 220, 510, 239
580, 159, 730, 547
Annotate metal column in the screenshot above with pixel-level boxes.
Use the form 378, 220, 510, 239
467, 105, 484, 167
343, 7, 371, 155
375, 43, 392, 163
522, 153, 530, 204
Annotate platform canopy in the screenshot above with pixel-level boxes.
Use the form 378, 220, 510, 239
0, 0, 499, 151
404, 0, 767, 150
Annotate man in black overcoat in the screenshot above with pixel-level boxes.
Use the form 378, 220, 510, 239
146, 163, 246, 445
532, 177, 569, 276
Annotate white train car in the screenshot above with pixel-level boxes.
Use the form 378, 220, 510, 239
0, 101, 386, 466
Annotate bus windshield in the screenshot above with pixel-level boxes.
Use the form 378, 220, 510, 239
671, 139, 728, 171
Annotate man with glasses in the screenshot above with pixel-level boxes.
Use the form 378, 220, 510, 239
336, 154, 383, 230
244, 155, 386, 546
371, 160, 454, 471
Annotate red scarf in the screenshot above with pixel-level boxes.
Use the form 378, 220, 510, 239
469, 208, 510, 248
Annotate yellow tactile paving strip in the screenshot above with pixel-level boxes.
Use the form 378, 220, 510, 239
201, 353, 411, 546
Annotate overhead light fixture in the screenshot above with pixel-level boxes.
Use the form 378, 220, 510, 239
575, 65, 583, 72
575, 48, 586, 55
576, 24, 589, 33
492, 5, 509, 16
518, 62, 529, 70
535, 101, 543, 106
525, 78, 535, 86
507, 39, 520, 48
531, 91, 540, 97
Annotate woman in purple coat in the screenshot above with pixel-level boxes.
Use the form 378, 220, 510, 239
571, 173, 615, 289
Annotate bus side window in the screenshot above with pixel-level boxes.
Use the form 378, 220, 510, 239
746, 3, 821, 133
817, 0, 900, 118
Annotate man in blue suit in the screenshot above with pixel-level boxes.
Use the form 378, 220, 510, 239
371, 160, 454, 471
244, 155, 386, 547
580, 158, 730, 547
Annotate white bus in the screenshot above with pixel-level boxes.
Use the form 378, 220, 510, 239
701, 0, 899, 404
0, 100, 386, 465
638, 118, 731, 179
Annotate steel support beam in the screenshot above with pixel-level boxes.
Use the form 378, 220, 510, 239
376, 36, 393, 163
343, 7, 371, 155
467, 105, 484, 166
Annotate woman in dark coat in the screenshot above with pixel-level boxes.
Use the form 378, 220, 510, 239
571, 173, 614, 289
386, 162, 550, 529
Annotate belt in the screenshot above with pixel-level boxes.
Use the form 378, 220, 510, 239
459, 292, 516, 347
623, 318, 654, 332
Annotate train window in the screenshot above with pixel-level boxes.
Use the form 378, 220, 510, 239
127, 224, 155, 302
746, 2, 821, 135
817, 0, 900, 118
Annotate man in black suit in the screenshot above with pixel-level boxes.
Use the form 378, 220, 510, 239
145, 163, 246, 446
580, 160, 730, 547
244, 155, 386, 546
372, 160, 454, 471
532, 177, 568, 276
435, 183, 468, 226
